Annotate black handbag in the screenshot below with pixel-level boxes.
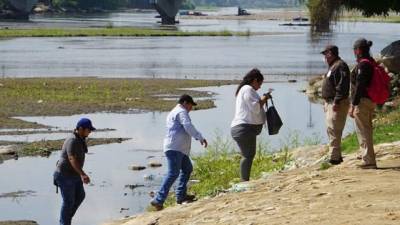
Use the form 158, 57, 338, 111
265, 98, 283, 135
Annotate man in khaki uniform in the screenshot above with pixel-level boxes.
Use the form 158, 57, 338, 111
321, 45, 350, 165
349, 38, 377, 169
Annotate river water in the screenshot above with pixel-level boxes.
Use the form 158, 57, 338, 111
0, 9, 399, 79
0, 8, 399, 225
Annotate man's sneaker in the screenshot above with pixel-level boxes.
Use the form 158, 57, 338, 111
356, 163, 377, 169
177, 194, 197, 204
150, 199, 163, 211
329, 157, 343, 165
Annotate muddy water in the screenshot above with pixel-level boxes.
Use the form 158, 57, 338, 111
0, 11, 399, 79
0, 83, 355, 225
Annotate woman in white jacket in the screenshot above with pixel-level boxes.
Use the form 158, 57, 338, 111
231, 68, 270, 181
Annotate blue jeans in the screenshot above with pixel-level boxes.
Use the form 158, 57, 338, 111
53, 171, 86, 225
155, 150, 193, 204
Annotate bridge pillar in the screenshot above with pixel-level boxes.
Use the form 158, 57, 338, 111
151, 0, 182, 25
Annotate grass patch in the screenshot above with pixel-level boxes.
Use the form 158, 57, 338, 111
0, 117, 47, 129
0, 137, 129, 161
155, 130, 323, 209
341, 15, 400, 23
0, 78, 235, 128
0, 27, 247, 38
190, 140, 289, 198
159, 136, 292, 208
319, 162, 332, 170
342, 108, 400, 154
0, 128, 115, 136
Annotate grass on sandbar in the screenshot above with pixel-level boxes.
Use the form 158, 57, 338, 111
0, 137, 129, 161
0, 27, 248, 38
0, 78, 235, 128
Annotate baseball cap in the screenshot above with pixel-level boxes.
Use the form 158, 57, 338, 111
178, 94, 197, 106
321, 45, 339, 56
76, 118, 96, 131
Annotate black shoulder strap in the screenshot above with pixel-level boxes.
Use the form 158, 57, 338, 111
266, 97, 274, 109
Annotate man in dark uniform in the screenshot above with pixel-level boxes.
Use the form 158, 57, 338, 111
321, 45, 351, 165
53, 118, 96, 225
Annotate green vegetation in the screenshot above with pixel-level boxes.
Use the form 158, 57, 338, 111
181, 0, 196, 10
341, 13, 400, 23
0, 0, 6, 8
159, 107, 400, 208
52, 0, 195, 11
52, 0, 128, 11
0, 117, 47, 129
300, 0, 400, 31
158, 137, 290, 208
0, 78, 235, 128
190, 138, 290, 198
342, 107, 400, 154
159, 130, 318, 209
305, 0, 341, 32
193, 0, 299, 8
319, 161, 332, 170
0, 27, 246, 38
21, 138, 128, 156
0, 138, 129, 160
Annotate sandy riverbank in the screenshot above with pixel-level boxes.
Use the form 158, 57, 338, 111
106, 141, 400, 225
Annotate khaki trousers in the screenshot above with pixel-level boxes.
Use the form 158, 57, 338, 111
354, 98, 376, 165
325, 99, 350, 161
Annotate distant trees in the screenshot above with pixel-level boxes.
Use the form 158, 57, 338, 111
193, 0, 298, 8
52, 0, 195, 11
303, 0, 400, 32
0, 0, 8, 8
181, 0, 196, 10
52, 0, 128, 10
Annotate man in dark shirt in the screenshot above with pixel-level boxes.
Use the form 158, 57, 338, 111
54, 118, 96, 225
320, 45, 350, 165
349, 38, 377, 169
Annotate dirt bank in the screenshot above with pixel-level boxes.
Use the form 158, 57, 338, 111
106, 141, 400, 225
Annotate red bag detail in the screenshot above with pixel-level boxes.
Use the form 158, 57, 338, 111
360, 59, 391, 105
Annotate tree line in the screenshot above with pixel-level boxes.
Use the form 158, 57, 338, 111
192, 0, 298, 8
303, 0, 400, 31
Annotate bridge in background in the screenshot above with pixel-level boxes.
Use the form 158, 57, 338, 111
6, 0, 183, 24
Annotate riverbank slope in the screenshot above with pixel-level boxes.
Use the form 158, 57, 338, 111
106, 139, 400, 225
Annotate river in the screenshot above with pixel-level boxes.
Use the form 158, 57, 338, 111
0, 9, 399, 79
0, 8, 399, 225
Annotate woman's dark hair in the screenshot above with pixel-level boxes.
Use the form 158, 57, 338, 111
354, 38, 373, 58
235, 68, 264, 96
